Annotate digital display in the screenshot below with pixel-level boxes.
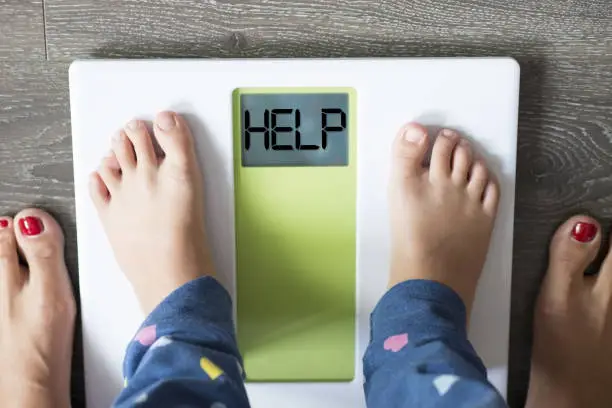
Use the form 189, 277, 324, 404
240, 93, 349, 167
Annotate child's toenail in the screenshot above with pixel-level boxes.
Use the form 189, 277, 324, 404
126, 120, 140, 130
156, 112, 176, 131
403, 127, 424, 143
0, 219, 8, 228
571, 222, 597, 243
442, 129, 456, 138
113, 131, 124, 142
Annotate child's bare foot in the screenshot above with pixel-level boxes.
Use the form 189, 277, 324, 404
388, 123, 500, 313
89, 111, 214, 314
0, 210, 76, 408
526, 216, 612, 408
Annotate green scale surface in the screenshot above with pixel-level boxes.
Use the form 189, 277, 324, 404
233, 87, 357, 382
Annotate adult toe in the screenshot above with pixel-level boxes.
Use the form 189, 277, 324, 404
542, 216, 600, 305
14, 209, 75, 308
0, 216, 22, 296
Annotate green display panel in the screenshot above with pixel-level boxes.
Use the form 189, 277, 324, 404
233, 87, 357, 382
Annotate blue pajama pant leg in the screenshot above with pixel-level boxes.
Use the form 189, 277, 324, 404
113, 276, 250, 408
363, 279, 508, 408
112, 276, 506, 407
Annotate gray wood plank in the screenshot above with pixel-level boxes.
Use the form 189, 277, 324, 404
0, 0, 45, 60
510, 56, 612, 406
0, 62, 84, 407
44, 0, 610, 60
41, 1, 612, 407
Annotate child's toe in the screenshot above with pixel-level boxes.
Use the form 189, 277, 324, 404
391, 123, 429, 179
154, 111, 197, 169
111, 130, 136, 171
467, 161, 489, 200
124, 120, 157, 168
97, 151, 121, 193
430, 129, 460, 181
451, 139, 473, 186
89, 172, 110, 210
482, 181, 500, 216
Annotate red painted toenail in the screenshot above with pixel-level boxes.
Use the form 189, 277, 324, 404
571, 222, 597, 243
18, 216, 43, 236
0, 219, 8, 228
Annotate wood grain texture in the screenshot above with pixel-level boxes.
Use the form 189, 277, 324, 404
0, 0, 45, 60
40, 1, 612, 407
511, 53, 612, 406
0, 62, 85, 408
44, 0, 610, 60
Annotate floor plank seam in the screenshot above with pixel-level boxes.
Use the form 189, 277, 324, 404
42, 0, 49, 60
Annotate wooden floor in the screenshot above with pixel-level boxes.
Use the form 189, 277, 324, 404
1, 0, 611, 406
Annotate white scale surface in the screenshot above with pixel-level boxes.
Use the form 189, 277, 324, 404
69, 58, 520, 408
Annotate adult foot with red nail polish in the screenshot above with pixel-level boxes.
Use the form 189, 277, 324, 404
388, 124, 500, 315
527, 216, 612, 408
90, 111, 214, 314
0, 210, 76, 407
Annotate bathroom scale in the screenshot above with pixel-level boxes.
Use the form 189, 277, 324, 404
69, 57, 520, 408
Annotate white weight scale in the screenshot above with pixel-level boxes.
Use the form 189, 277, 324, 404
70, 58, 520, 408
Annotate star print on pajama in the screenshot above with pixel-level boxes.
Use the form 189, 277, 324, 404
112, 276, 507, 407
